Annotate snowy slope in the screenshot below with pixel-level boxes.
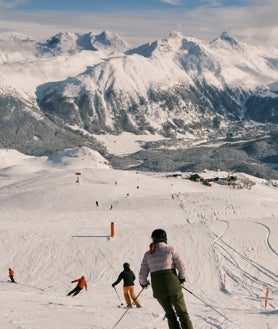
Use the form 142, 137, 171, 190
0, 147, 277, 329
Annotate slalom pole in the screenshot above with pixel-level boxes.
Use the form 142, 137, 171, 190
182, 286, 233, 323
111, 288, 144, 329
113, 286, 124, 306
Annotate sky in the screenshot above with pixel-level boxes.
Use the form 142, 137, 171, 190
0, 0, 277, 47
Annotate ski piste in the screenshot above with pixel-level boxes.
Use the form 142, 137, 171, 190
112, 288, 144, 328
182, 286, 233, 323
7, 280, 45, 291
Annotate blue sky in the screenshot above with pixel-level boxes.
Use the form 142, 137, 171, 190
2, 0, 251, 11
0, 0, 277, 47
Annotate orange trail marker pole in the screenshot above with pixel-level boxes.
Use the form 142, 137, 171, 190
223, 273, 227, 288
111, 222, 115, 238
264, 287, 269, 309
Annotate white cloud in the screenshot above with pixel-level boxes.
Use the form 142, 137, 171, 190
0, 0, 28, 9
159, 0, 183, 5
0, 0, 277, 48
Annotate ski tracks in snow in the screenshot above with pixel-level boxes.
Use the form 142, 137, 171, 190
178, 190, 278, 319
210, 221, 278, 299
256, 222, 278, 257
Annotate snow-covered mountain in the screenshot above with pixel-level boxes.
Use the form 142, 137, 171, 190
35, 31, 278, 137
42, 30, 130, 55
0, 30, 129, 61
0, 30, 277, 160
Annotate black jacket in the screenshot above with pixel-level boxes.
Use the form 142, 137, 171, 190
113, 268, 136, 287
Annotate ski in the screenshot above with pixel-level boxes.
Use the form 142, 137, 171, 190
117, 305, 142, 309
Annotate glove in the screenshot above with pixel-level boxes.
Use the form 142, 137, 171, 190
179, 278, 186, 284
140, 280, 150, 289
71, 281, 74, 283
112, 283, 115, 288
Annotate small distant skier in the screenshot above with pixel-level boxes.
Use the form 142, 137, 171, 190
9, 268, 15, 283
112, 263, 141, 308
67, 276, 87, 296
96, 201, 99, 207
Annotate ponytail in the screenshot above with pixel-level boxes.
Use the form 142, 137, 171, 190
149, 242, 156, 254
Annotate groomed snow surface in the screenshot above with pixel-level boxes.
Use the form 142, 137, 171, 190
0, 148, 277, 329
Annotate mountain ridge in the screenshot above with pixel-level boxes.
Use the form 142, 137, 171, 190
0, 30, 277, 178
34, 30, 278, 133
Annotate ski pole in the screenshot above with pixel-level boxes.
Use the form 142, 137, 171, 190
113, 286, 124, 306
111, 287, 144, 329
182, 286, 233, 323
130, 287, 144, 307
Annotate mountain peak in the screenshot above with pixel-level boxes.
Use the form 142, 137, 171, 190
220, 31, 240, 46
168, 31, 184, 40
0, 31, 36, 52
209, 31, 243, 50
43, 30, 129, 54
0, 31, 38, 63
45, 32, 80, 54
92, 30, 130, 52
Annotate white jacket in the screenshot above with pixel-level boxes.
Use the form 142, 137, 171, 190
139, 242, 186, 285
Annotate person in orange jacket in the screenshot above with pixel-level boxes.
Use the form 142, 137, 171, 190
67, 276, 87, 296
9, 268, 16, 283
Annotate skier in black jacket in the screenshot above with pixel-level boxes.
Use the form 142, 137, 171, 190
112, 262, 141, 308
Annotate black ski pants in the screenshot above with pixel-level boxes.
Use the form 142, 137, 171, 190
9, 276, 15, 283
67, 286, 82, 296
